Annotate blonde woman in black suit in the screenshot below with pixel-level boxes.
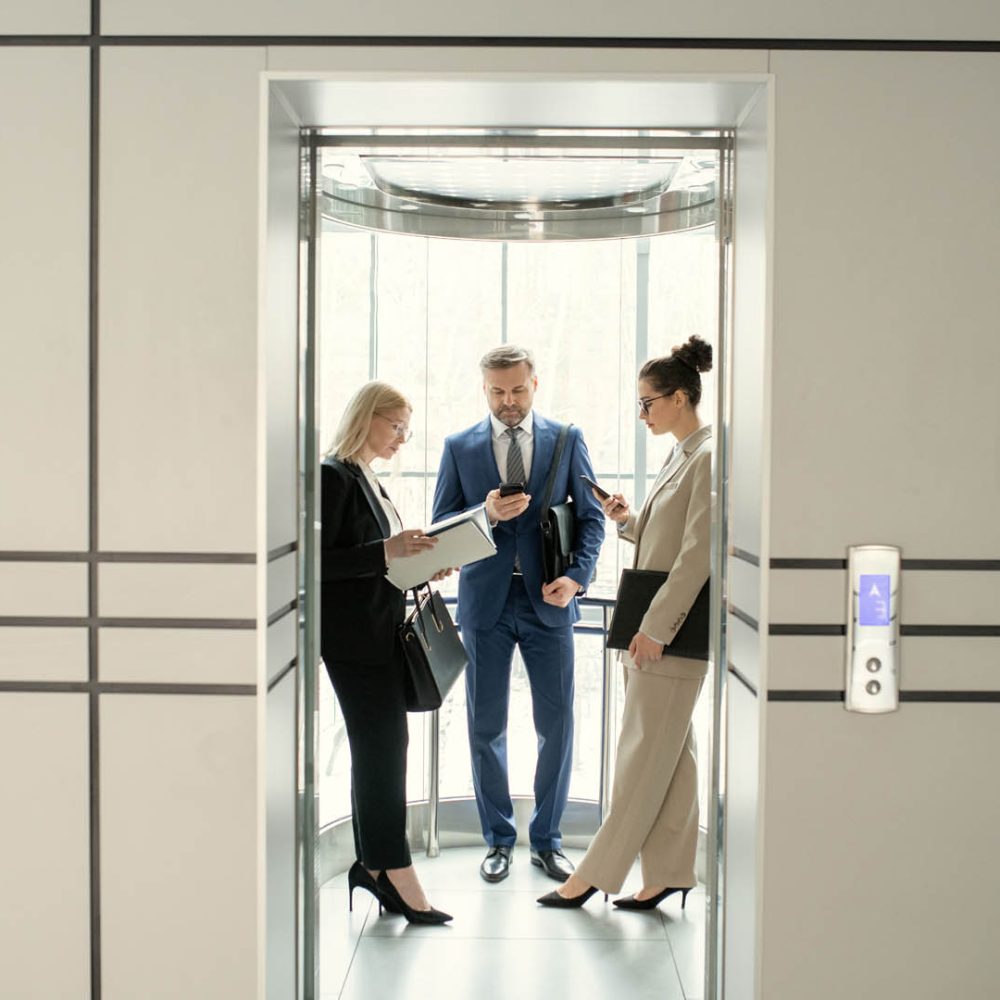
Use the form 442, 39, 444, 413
539, 335, 713, 910
322, 380, 453, 925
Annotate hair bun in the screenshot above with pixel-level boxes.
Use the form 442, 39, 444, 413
674, 335, 713, 374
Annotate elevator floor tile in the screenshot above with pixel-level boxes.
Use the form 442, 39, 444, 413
320, 847, 704, 999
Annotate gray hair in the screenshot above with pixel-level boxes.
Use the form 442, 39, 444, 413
479, 344, 535, 374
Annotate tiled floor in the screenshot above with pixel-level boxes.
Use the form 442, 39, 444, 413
320, 846, 705, 1000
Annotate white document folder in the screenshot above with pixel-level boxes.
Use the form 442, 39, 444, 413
386, 504, 496, 591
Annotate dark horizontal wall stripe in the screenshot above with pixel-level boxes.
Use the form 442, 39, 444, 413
268, 659, 298, 692
729, 604, 759, 632
900, 691, 1000, 703
100, 551, 255, 564
2, 34, 1000, 52
769, 690, 845, 702
0, 681, 255, 695
0, 551, 255, 563
730, 548, 760, 567
903, 625, 1000, 637
771, 558, 846, 570
0, 616, 256, 629
0, 551, 90, 562
771, 558, 1000, 571
727, 663, 758, 697
769, 624, 1000, 637
769, 690, 1000, 704
268, 542, 297, 562
770, 623, 845, 636
267, 601, 298, 627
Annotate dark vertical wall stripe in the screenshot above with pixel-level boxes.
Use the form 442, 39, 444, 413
88, 4, 101, 996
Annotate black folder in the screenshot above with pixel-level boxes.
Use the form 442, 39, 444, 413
606, 570, 710, 660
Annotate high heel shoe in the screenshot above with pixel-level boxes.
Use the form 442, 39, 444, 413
375, 871, 453, 925
536, 886, 607, 908
347, 861, 398, 914
612, 886, 692, 911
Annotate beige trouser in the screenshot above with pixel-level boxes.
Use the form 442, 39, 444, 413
575, 660, 704, 894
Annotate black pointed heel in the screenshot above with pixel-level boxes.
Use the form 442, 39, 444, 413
347, 861, 398, 914
536, 885, 607, 908
375, 871, 453, 925
612, 886, 692, 911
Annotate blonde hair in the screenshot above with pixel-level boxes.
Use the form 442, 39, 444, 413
327, 381, 412, 464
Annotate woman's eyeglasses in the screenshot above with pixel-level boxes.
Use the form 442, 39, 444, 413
376, 414, 413, 442
637, 392, 673, 416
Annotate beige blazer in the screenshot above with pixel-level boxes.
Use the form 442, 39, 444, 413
618, 424, 712, 679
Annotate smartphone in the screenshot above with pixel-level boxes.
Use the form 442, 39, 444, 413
499, 481, 526, 497
579, 474, 611, 500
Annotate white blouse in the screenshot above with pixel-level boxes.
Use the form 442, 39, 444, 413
359, 461, 403, 536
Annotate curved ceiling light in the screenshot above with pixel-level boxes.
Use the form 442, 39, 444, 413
317, 130, 723, 241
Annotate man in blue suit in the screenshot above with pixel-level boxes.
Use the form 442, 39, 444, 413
432, 345, 605, 883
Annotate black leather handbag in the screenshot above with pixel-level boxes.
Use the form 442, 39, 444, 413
399, 584, 468, 712
540, 424, 575, 584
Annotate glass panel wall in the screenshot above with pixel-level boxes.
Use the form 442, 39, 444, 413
318, 223, 718, 828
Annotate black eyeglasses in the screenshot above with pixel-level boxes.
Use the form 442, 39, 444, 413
637, 392, 674, 416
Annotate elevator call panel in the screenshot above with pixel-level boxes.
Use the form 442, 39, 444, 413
845, 545, 901, 714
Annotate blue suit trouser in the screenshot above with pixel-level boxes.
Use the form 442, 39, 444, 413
462, 576, 575, 852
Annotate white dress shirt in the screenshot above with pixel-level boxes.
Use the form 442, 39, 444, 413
490, 409, 534, 484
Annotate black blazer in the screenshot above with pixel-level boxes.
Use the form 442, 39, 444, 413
320, 457, 406, 665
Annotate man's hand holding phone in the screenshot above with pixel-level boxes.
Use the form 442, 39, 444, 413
486, 483, 531, 522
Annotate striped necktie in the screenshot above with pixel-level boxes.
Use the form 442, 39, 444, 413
505, 427, 525, 573
505, 426, 525, 484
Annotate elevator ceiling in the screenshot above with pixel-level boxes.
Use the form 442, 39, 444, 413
317, 130, 725, 241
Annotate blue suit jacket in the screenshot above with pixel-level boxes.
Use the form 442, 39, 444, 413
432, 412, 605, 630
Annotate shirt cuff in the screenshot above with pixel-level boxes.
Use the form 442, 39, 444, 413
640, 630, 666, 646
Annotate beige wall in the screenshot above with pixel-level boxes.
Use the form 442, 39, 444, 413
761, 49, 1000, 1000
1, 5, 998, 1000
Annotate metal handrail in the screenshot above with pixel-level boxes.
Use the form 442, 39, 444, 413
414, 593, 620, 855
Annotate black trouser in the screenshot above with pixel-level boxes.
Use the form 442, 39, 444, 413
325, 650, 412, 870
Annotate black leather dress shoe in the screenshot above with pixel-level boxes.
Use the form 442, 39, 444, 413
530, 849, 575, 882
480, 845, 513, 883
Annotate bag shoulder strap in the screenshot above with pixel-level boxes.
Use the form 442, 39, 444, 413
539, 423, 572, 519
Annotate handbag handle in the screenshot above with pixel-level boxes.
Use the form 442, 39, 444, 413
539, 423, 572, 523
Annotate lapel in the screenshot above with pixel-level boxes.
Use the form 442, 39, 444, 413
346, 461, 391, 539
475, 417, 504, 484
635, 425, 712, 538
527, 412, 558, 498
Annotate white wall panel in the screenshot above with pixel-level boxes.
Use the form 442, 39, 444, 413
0, 694, 90, 999
769, 634, 1000, 692
724, 680, 760, 1000
100, 627, 255, 684
98, 563, 255, 619
0, 626, 88, 681
730, 86, 770, 561
768, 51, 1000, 559
99, 47, 266, 553
727, 612, 761, 689
0, 562, 88, 617
103, 0, 1000, 41
0, 0, 88, 33
0, 48, 89, 551
267, 612, 296, 683
267, 552, 296, 617
263, 90, 300, 552
728, 557, 761, 623
770, 569, 1000, 625
763, 703, 1000, 1000
101, 694, 256, 1000
266, 45, 770, 74
266, 670, 296, 1000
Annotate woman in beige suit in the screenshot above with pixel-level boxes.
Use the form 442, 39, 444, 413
538, 335, 713, 910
